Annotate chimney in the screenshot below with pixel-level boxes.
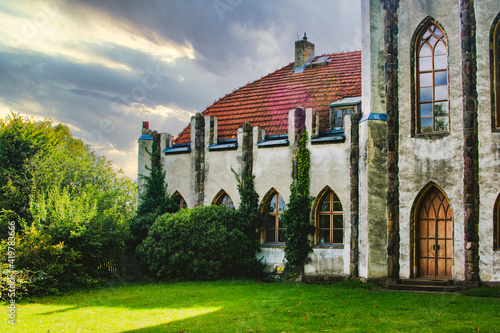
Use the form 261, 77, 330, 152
142, 121, 149, 130
295, 33, 315, 68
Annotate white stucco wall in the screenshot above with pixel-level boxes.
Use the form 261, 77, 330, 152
476, 1, 500, 282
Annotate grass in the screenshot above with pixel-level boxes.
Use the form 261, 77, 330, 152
2, 279, 500, 332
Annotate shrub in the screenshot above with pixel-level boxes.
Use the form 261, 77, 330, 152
137, 206, 264, 280
0, 265, 33, 302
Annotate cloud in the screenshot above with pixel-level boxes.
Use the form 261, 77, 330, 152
0, 0, 361, 179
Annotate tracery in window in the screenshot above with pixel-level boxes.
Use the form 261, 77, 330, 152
263, 191, 286, 244
316, 190, 343, 245
416, 23, 449, 134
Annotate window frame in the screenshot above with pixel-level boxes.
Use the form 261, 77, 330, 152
263, 191, 286, 244
215, 191, 235, 210
174, 193, 187, 210
329, 106, 355, 130
315, 190, 344, 246
415, 22, 449, 135
492, 15, 500, 130
495, 195, 500, 250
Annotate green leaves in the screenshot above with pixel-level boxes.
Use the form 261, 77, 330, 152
283, 131, 315, 274
137, 206, 263, 280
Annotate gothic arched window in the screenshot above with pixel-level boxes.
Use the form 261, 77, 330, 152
416, 23, 449, 134
316, 190, 344, 245
263, 190, 286, 244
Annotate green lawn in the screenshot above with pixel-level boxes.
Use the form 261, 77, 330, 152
2, 280, 500, 332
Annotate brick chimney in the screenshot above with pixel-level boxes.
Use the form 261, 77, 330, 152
295, 33, 315, 68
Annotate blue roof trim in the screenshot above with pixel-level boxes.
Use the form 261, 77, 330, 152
163, 143, 191, 155
311, 134, 346, 144
359, 113, 388, 123
256, 136, 289, 148
208, 139, 238, 151
138, 134, 153, 140
311, 129, 346, 144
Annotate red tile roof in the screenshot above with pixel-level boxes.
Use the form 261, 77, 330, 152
174, 51, 361, 144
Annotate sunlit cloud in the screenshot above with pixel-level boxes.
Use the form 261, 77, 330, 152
0, 1, 195, 72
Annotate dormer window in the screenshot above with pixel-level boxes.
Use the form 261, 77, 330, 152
330, 107, 354, 129
328, 97, 361, 131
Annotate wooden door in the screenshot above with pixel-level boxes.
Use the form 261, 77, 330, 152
416, 186, 453, 278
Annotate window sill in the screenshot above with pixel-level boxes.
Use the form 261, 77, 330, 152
413, 132, 449, 140
260, 243, 286, 248
313, 244, 344, 249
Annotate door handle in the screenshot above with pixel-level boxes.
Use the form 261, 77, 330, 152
433, 244, 441, 251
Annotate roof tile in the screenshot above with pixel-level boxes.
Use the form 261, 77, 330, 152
174, 51, 361, 144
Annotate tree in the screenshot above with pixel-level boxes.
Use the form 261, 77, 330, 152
0, 112, 136, 294
130, 141, 178, 251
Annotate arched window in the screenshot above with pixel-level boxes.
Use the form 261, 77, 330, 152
214, 191, 235, 210
173, 192, 187, 210
494, 194, 500, 250
416, 22, 449, 134
492, 15, 500, 129
316, 190, 343, 245
263, 191, 286, 244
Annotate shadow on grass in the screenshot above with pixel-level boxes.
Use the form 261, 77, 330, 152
37, 305, 85, 316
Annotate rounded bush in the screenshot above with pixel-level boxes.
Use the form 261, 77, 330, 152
137, 206, 263, 280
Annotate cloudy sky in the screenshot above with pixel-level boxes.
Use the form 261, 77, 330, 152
0, 0, 361, 179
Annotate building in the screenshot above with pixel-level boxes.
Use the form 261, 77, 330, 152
138, 0, 500, 284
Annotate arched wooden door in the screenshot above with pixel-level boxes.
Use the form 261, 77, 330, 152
416, 186, 453, 278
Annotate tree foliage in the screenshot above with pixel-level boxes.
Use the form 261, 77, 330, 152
137, 206, 264, 280
0, 112, 136, 295
130, 141, 178, 251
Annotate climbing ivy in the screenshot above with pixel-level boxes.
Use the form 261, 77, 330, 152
282, 131, 315, 275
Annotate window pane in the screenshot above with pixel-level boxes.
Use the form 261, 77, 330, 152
332, 230, 343, 244
434, 55, 447, 69
434, 71, 447, 86
266, 215, 275, 228
420, 87, 433, 102
320, 198, 330, 212
319, 229, 330, 244
278, 198, 286, 212
434, 41, 446, 55
428, 35, 438, 47
420, 118, 433, 133
333, 215, 343, 229
419, 43, 432, 57
268, 194, 277, 213
266, 228, 275, 243
228, 202, 235, 210
434, 102, 448, 116
434, 27, 443, 38
319, 215, 330, 229
419, 56, 432, 71
435, 85, 448, 100
420, 103, 433, 118
423, 28, 431, 39
420, 73, 432, 87
333, 201, 343, 212
435, 117, 449, 132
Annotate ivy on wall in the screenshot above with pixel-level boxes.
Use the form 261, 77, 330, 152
282, 131, 315, 274
232, 164, 263, 256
